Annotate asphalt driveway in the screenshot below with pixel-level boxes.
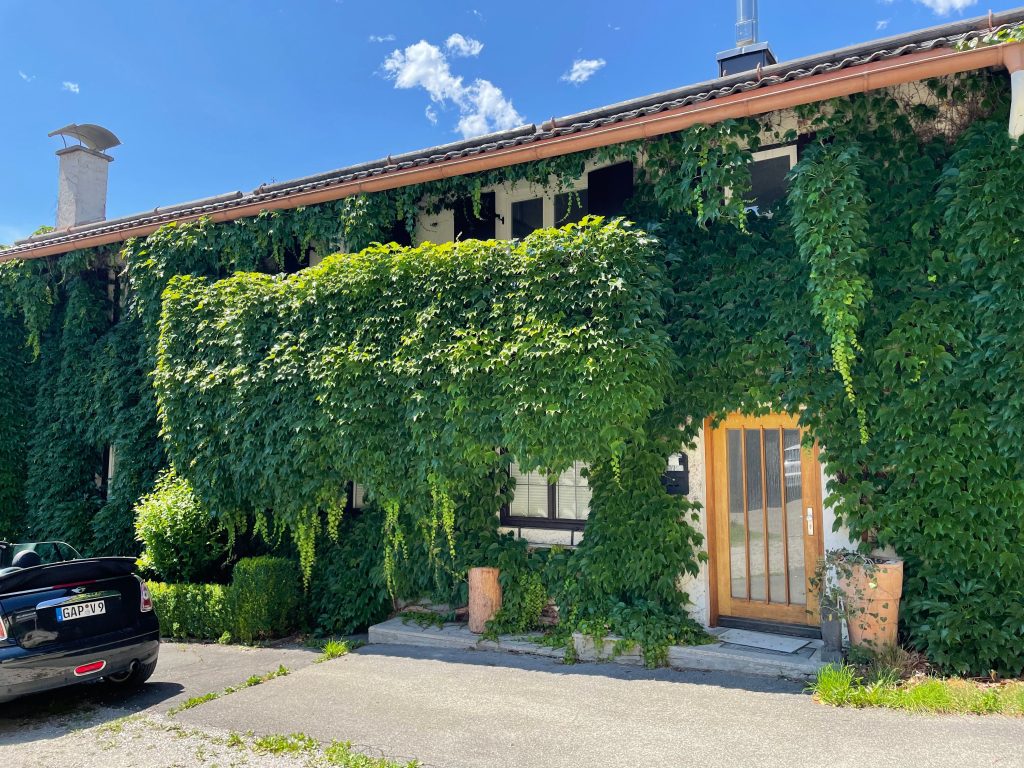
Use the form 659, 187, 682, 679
1, 640, 1023, 768
0, 640, 322, 766
177, 644, 1024, 768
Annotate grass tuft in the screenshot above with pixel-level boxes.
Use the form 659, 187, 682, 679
168, 691, 220, 714
167, 665, 289, 715
252, 731, 318, 755
317, 639, 351, 663
809, 663, 1024, 716
324, 739, 421, 767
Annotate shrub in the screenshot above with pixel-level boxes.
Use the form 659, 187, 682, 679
134, 468, 228, 583
148, 581, 231, 640
227, 556, 303, 643
309, 509, 391, 635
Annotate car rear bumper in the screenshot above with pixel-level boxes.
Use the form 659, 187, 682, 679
0, 629, 159, 704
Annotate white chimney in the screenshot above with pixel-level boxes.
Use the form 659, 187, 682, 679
48, 123, 121, 230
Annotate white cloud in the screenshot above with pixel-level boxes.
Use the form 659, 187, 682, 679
469, 9, 485, 21
369, 33, 396, 43
425, 104, 438, 125
561, 58, 606, 85
913, 0, 977, 14
62, 81, 79, 94
18, 70, 34, 82
383, 38, 523, 138
445, 33, 483, 57
876, 19, 890, 30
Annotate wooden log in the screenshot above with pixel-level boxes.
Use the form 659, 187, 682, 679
468, 567, 502, 634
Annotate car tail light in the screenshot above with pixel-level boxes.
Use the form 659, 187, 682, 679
74, 660, 106, 676
137, 577, 154, 612
0, 615, 6, 642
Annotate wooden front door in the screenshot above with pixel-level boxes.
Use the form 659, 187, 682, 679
708, 413, 824, 626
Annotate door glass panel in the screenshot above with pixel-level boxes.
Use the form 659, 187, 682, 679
784, 430, 806, 604
727, 430, 747, 599
744, 429, 766, 601
764, 430, 786, 604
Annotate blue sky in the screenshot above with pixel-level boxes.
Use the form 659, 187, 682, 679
0, 0, 1015, 243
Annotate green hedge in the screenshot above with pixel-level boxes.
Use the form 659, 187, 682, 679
227, 556, 302, 643
148, 582, 232, 640
149, 556, 302, 642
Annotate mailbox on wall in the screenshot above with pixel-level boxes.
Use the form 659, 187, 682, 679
661, 453, 689, 496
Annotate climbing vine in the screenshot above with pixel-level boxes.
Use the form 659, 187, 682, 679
1, 66, 1022, 674
154, 220, 676, 582
789, 143, 872, 443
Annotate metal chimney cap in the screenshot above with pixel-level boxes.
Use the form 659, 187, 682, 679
48, 123, 121, 152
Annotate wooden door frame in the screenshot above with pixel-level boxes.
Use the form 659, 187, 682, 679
704, 414, 825, 628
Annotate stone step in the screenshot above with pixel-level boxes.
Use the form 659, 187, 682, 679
367, 617, 826, 680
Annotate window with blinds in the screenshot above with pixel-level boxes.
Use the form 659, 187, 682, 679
502, 461, 591, 529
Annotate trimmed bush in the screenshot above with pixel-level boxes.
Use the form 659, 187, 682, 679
148, 581, 231, 640
134, 469, 228, 583
227, 556, 303, 644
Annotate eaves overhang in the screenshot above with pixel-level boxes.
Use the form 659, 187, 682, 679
3, 10, 1023, 264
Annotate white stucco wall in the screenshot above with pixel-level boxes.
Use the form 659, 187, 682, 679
678, 428, 711, 626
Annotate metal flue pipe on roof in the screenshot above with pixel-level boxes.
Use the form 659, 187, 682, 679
736, 0, 758, 46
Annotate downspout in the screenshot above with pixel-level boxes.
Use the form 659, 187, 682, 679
1006, 43, 1024, 140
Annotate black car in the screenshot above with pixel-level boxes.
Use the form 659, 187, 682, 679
0, 541, 159, 704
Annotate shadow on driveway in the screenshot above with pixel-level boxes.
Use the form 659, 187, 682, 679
0, 639, 321, 745
356, 643, 809, 695
0, 679, 185, 752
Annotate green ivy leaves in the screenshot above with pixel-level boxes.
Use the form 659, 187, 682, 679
790, 143, 873, 444
154, 219, 676, 582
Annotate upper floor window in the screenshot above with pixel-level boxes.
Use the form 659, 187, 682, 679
454, 191, 497, 241
504, 161, 635, 240
748, 145, 797, 215
511, 197, 544, 239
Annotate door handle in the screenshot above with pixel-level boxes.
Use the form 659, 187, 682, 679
805, 507, 814, 536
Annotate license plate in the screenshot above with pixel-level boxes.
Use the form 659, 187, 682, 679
56, 600, 106, 622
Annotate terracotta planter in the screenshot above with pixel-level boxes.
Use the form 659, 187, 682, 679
467, 567, 502, 634
839, 560, 903, 650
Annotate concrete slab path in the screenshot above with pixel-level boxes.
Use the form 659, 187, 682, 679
175, 643, 1024, 768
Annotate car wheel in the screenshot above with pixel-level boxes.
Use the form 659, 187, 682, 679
105, 658, 158, 687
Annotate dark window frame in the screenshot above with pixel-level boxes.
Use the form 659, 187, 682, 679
499, 465, 588, 531
746, 141, 800, 214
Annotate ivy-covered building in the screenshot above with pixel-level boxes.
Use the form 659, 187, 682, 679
2, 11, 1024, 675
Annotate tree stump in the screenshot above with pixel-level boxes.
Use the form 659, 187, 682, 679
468, 567, 502, 634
